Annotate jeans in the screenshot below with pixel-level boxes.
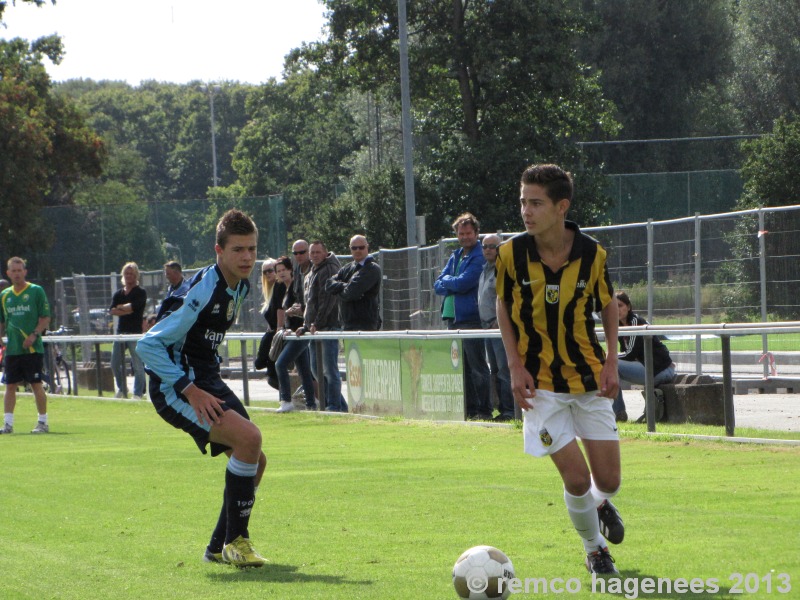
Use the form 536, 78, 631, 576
485, 336, 514, 417
310, 338, 347, 412
113, 340, 146, 397
614, 361, 676, 414
276, 339, 316, 407
447, 320, 491, 417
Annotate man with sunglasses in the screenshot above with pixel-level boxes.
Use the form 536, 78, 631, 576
326, 235, 382, 331
287, 240, 311, 323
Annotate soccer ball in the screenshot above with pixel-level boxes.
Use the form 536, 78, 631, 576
452, 545, 515, 599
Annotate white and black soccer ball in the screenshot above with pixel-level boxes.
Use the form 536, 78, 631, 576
452, 545, 515, 599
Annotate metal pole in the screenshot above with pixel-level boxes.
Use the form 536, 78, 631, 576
95, 343, 103, 397
240, 339, 250, 406
721, 335, 735, 436
315, 340, 326, 410
758, 210, 769, 378
70, 343, 79, 396
644, 335, 656, 433
397, 0, 417, 247
646, 219, 654, 322
209, 88, 219, 187
694, 213, 702, 376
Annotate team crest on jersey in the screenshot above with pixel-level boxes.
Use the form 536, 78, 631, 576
577, 279, 587, 289
539, 428, 553, 447
226, 301, 235, 321
545, 284, 560, 304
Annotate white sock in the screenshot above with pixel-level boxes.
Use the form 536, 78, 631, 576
4, 413, 13, 427
564, 488, 607, 553
590, 476, 619, 508
38, 413, 48, 424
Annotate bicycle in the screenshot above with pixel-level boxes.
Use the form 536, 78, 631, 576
43, 325, 73, 395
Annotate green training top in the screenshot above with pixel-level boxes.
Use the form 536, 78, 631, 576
0, 283, 50, 356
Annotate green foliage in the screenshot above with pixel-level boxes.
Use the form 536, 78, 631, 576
578, 0, 737, 173
295, 0, 619, 235
732, 0, 800, 131
231, 71, 363, 241
739, 115, 800, 208
0, 36, 104, 276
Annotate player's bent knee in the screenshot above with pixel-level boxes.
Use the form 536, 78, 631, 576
593, 473, 621, 494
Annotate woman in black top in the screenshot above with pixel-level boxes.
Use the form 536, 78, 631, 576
614, 291, 676, 421
273, 256, 317, 412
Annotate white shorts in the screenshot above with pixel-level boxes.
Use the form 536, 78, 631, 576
522, 389, 619, 457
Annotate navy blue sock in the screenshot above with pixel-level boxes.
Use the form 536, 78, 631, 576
224, 457, 257, 544
207, 491, 226, 554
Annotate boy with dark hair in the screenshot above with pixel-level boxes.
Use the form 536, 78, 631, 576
136, 209, 268, 567
496, 164, 625, 574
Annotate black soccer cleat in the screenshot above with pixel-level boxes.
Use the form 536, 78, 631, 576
597, 499, 625, 544
585, 545, 619, 575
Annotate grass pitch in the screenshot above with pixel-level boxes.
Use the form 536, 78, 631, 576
1, 396, 798, 599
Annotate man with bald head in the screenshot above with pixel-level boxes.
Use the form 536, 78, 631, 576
326, 235, 382, 331
286, 239, 312, 323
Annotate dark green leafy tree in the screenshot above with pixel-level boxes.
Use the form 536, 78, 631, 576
231, 69, 363, 244
578, 0, 736, 173
0, 36, 104, 277
731, 0, 800, 132
293, 0, 619, 234
719, 115, 800, 319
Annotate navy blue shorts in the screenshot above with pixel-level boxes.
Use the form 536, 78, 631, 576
149, 372, 250, 456
1, 353, 45, 385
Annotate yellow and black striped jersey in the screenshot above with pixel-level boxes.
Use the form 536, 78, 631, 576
495, 221, 614, 394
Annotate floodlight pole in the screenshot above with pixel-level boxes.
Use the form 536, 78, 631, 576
398, 0, 417, 247
201, 84, 221, 187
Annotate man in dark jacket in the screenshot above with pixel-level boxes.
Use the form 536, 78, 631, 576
326, 235, 382, 331
297, 240, 347, 411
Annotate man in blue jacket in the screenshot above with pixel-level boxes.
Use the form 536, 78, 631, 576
435, 213, 492, 419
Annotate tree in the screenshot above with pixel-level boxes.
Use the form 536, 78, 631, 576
294, 0, 619, 234
578, 0, 736, 173
731, 0, 800, 133
719, 115, 800, 320
0, 36, 104, 274
231, 69, 363, 244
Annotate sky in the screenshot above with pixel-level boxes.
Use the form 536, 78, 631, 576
1, 0, 328, 85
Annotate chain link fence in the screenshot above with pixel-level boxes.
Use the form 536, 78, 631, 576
51, 204, 799, 379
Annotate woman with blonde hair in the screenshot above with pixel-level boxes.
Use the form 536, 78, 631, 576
260, 258, 277, 313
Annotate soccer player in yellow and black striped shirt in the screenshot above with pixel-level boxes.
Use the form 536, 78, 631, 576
495, 164, 624, 575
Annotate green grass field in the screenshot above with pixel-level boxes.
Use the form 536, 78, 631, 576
2, 396, 798, 599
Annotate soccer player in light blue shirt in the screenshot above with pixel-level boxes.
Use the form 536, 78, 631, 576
137, 209, 268, 567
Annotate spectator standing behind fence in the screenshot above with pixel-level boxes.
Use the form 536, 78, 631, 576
434, 213, 492, 420
613, 291, 676, 423
164, 260, 190, 299
273, 256, 317, 413
478, 233, 515, 422
290, 239, 312, 318
0, 257, 51, 434
298, 240, 348, 412
136, 209, 268, 567
495, 163, 624, 575
110, 262, 147, 400
325, 235, 382, 331
254, 258, 285, 388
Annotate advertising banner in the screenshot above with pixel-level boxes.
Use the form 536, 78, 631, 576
344, 338, 464, 421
